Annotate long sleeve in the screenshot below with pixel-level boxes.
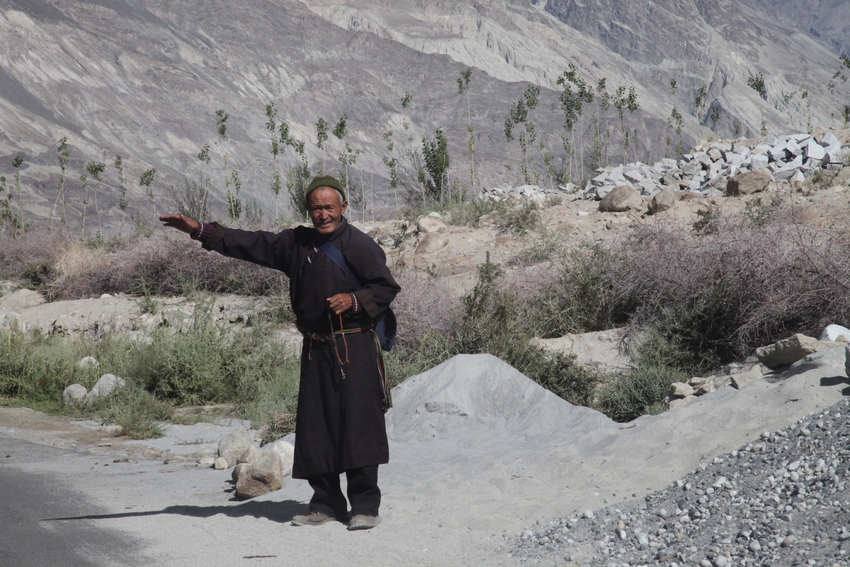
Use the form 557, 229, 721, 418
202, 222, 295, 276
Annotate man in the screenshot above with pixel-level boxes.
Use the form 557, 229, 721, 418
160, 176, 400, 531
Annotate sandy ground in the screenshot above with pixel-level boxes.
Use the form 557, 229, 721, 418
1, 351, 848, 566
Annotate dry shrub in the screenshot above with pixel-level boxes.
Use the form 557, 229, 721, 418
0, 231, 288, 299
0, 231, 65, 291
55, 235, 288, 299
612, 205, 850, 364
391, 269, 460, 351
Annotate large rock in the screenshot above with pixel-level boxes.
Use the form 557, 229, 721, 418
262, 439, 295, 477
87, 374, 126, 399
725, 169, 773, 196
820, 324, 850, 342
0, 289, 46, 310
846, 344, 850, 380
235, 453, 283, 499
529, 328, 630, 374
237, 444, 263, 465
415, 233, 449, 254
649, 187, 678, 213
62, 384, 88, 408
417, 217, 446, 234
755, 334, 838, 369
217, 429, 255, 467
598, 185, 643, 212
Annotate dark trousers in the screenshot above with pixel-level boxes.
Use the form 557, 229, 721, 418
308, 465, 380, 518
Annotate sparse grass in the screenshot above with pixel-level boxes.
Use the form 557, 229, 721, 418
0, 302, 300, 439
596, 364, 685, 423
498, 200, 541, 235
95, 384, 173, 439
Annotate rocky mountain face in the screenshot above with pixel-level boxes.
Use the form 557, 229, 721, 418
0, 0, 847, 235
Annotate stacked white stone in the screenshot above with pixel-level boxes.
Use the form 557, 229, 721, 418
574, 132, 849, 200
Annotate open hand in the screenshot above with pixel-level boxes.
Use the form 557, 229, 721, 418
159, 214, 200, 235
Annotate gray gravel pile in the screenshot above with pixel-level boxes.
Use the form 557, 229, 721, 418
510, 399, 850, 567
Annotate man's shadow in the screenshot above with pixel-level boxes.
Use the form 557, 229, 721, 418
42, 498, 306, 524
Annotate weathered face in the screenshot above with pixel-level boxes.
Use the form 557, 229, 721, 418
307, 187, 348, 235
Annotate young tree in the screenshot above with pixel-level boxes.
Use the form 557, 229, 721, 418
52, 137, 71, 228
421, 128, 451, 204
557, 65, 595, 181
457, 67, 475, 192
504, 85, 542, 185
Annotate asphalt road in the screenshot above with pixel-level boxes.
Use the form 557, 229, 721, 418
0, 436, 143, 567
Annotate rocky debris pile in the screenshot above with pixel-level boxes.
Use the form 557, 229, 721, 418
584, 132, 850, 200
477, 183, 577, 204
204, 428, 295, 499
666, 330, 849, 412
509, 398, 850, 567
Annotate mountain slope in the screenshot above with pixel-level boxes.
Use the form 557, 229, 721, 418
0, 0, 847, 234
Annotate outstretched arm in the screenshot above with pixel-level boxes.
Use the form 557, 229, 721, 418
159, 214, 201, 235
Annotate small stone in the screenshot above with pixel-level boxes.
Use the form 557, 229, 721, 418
669, 382, 695, 399
713, 555, 728, 567
213, 456, 228, 470
583, 509, 594, 519
781, 535, 796, 547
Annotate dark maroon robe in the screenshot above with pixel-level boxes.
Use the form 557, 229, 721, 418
202, 217, 400, 478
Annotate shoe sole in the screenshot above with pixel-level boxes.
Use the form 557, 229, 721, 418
347, 517, 381, 531
291, 516, 335, 527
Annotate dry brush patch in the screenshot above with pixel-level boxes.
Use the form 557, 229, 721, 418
0, 232, 288, 299
606, 205, 850, 366
390, 269, 460, 352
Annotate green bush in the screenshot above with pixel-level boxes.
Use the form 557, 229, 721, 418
498, 200, 541, 235
0, 302, 301, 437
0, 328, 104, 401
96, 384, 173, 439
596, 364, 685, 422
533, 243, 637, 338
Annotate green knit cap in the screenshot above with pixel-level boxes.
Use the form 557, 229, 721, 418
305, 175, 346, 204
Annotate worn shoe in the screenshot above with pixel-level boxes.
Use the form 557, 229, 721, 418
291, 512, 336, 526
347, 514, 381, 531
